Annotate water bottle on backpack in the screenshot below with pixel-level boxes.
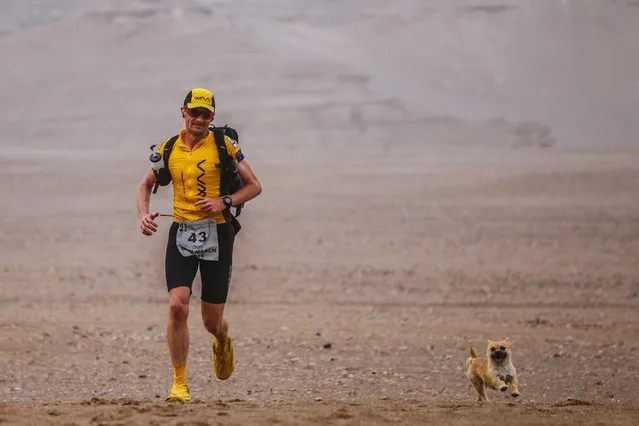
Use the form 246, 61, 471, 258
150, 149, 164, 173
149, 146, 166, 194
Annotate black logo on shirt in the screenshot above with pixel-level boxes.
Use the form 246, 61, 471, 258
197, 160, 206, 197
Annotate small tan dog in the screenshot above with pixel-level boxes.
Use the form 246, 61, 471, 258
466, 337, 520, 402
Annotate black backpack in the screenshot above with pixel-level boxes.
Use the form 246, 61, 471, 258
150, 125, 246, 230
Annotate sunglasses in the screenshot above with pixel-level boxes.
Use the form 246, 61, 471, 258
186, 108, 214, 120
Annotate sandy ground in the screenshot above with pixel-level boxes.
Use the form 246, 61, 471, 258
1, 1, 639, 425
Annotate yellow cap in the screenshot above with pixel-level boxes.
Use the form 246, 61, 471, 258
183, 88, 215, 112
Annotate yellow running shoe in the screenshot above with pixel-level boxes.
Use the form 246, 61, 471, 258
164, 381, 191, 403
213, 334, 235, 380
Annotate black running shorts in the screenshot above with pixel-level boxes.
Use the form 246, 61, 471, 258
165, 221, 235, 304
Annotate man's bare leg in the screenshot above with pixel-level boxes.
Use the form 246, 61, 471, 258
201, 301, 228, 343
166, 286, 191, 401
202, 301, 234, 380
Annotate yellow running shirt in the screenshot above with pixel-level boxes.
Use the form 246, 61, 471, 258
157, 129, 244, 224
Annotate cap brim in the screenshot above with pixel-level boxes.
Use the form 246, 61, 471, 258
186, 102, 215, 112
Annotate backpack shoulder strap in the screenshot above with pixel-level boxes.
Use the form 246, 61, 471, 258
212, 128, 233, 193
211, 128, 232, 170
162, 135, 179, 165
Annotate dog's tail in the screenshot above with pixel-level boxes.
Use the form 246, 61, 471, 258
466, 345, 478, 367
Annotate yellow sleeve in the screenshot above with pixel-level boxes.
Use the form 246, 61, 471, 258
224, 134, 245, 162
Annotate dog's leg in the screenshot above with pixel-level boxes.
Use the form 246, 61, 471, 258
489, 375, 508, 392
470, 376, 488, 402
509, 375, 520, 397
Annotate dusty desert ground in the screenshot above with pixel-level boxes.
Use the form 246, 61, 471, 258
1, 0, 639, 425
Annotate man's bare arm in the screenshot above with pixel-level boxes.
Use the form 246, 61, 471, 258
137, 169, 156, 217
137, 169, 159, 235
230, 160, 263, 206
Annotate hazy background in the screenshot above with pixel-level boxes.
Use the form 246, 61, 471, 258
1, 0, 638, 158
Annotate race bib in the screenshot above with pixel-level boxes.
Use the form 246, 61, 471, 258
176, 218, 219, 261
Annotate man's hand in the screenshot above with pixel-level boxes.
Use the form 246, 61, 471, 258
140, 212, 159, 236
194, 197, 226, 214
